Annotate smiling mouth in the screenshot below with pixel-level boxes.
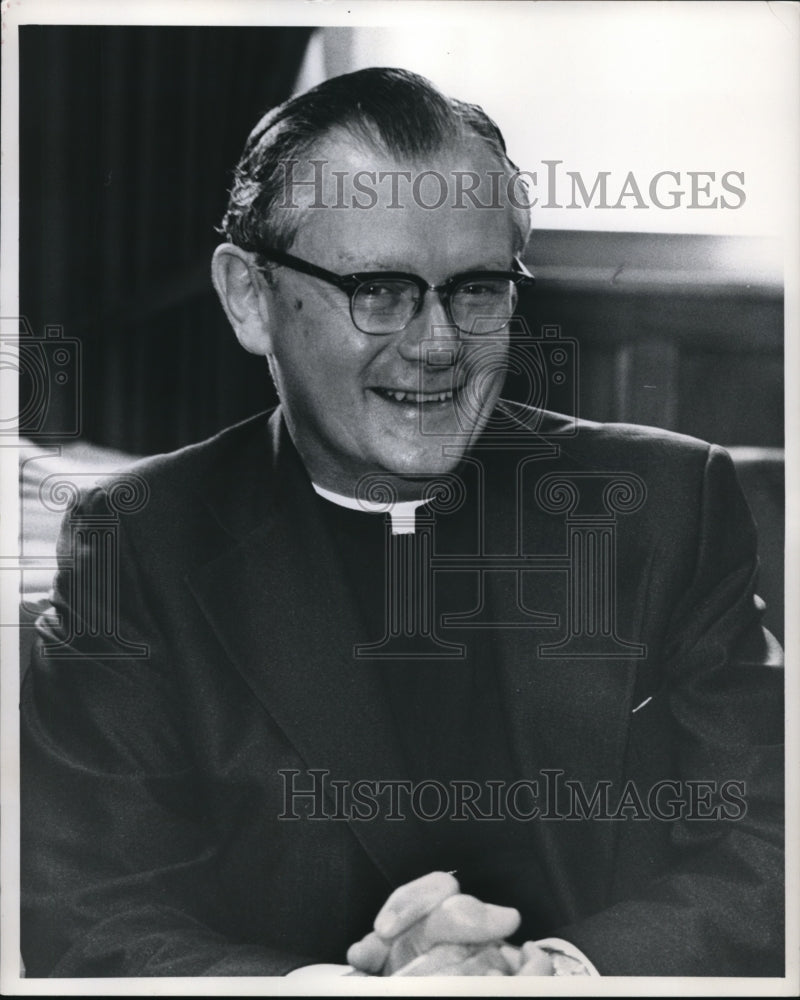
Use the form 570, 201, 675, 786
372, 386, 464, 404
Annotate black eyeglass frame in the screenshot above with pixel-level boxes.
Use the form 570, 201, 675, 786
254, 248, 535, 335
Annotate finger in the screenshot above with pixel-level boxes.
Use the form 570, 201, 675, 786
394, 943, 472, 976
382, 892, 520, 973
425, 946, 514, 976
373, 871, 459, 938
441, 945, 514, 976
500, 943, 523, 973
383, 923, 450, 976
517, 942, 555, 976
422, 893, 521, 946
346, 930, 391, 973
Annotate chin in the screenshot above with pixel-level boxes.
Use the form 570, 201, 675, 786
376, 443, 466, 481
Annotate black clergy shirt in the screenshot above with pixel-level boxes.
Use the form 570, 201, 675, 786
312, 488, 556, 940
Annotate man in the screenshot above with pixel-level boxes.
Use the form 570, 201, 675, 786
21, 67, 783, 978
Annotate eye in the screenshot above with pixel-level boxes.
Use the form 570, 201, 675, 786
455, 279, 511, 299
360, 282, 395, 299
355, 280, 417, 309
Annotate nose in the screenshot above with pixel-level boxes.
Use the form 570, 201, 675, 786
395, 288, 459, 363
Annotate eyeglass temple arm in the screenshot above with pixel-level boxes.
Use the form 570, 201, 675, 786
260, 247, 533, 289
512, 257, 535, 283
257, 249, 359, 291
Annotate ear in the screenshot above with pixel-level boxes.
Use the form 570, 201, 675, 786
211, 244, 274, 356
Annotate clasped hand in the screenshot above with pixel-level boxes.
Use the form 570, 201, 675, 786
346, 871, 557, 976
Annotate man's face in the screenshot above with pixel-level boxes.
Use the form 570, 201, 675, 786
261, 136, 518, 495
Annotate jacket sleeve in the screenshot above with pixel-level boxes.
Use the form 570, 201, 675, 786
555, 445, 784, 976
20, 485, 316, 977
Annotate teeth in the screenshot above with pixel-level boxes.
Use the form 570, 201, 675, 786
382, 389, 455, 403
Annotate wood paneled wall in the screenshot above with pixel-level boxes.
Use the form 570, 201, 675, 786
516, 230, 783, 448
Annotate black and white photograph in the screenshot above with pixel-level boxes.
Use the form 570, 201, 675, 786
1, 0, 797, 993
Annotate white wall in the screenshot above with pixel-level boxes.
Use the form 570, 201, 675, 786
295, 2, 798, 239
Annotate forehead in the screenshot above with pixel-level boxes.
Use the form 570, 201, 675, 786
282, 133, 518, 271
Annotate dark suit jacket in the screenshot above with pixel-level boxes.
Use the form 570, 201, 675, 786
21, 402, 784, 977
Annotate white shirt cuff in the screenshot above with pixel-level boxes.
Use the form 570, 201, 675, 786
533, 937, 600, 976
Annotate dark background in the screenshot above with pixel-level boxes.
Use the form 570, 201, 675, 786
20, 25, 311, 454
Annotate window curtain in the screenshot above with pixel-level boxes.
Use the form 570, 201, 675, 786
20, 26, 313, 455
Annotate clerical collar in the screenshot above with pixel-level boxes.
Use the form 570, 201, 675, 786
311, 483, 427, 535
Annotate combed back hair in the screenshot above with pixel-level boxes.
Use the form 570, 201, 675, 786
219, 66, 531, 255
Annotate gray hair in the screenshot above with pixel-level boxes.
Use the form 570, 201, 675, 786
219, 66, 531, 256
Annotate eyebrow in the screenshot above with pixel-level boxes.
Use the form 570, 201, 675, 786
333, 254, 405, 270
335, 257, 513, 273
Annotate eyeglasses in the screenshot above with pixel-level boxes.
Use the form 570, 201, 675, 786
255, 248, 534, 336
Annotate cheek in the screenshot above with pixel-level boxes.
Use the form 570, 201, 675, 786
271, 297, 388, 402
460, 340, 510, 396
280, 333, 371, 408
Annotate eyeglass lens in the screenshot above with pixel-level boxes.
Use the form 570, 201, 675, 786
351, 278, 518, 335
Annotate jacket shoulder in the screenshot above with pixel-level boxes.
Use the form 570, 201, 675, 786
495, 399, 717, 467
72, 410, 279, 545
115, 410, 276, 493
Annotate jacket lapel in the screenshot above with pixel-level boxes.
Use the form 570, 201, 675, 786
480, 431, 643, 917
186, 411, 428, 888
